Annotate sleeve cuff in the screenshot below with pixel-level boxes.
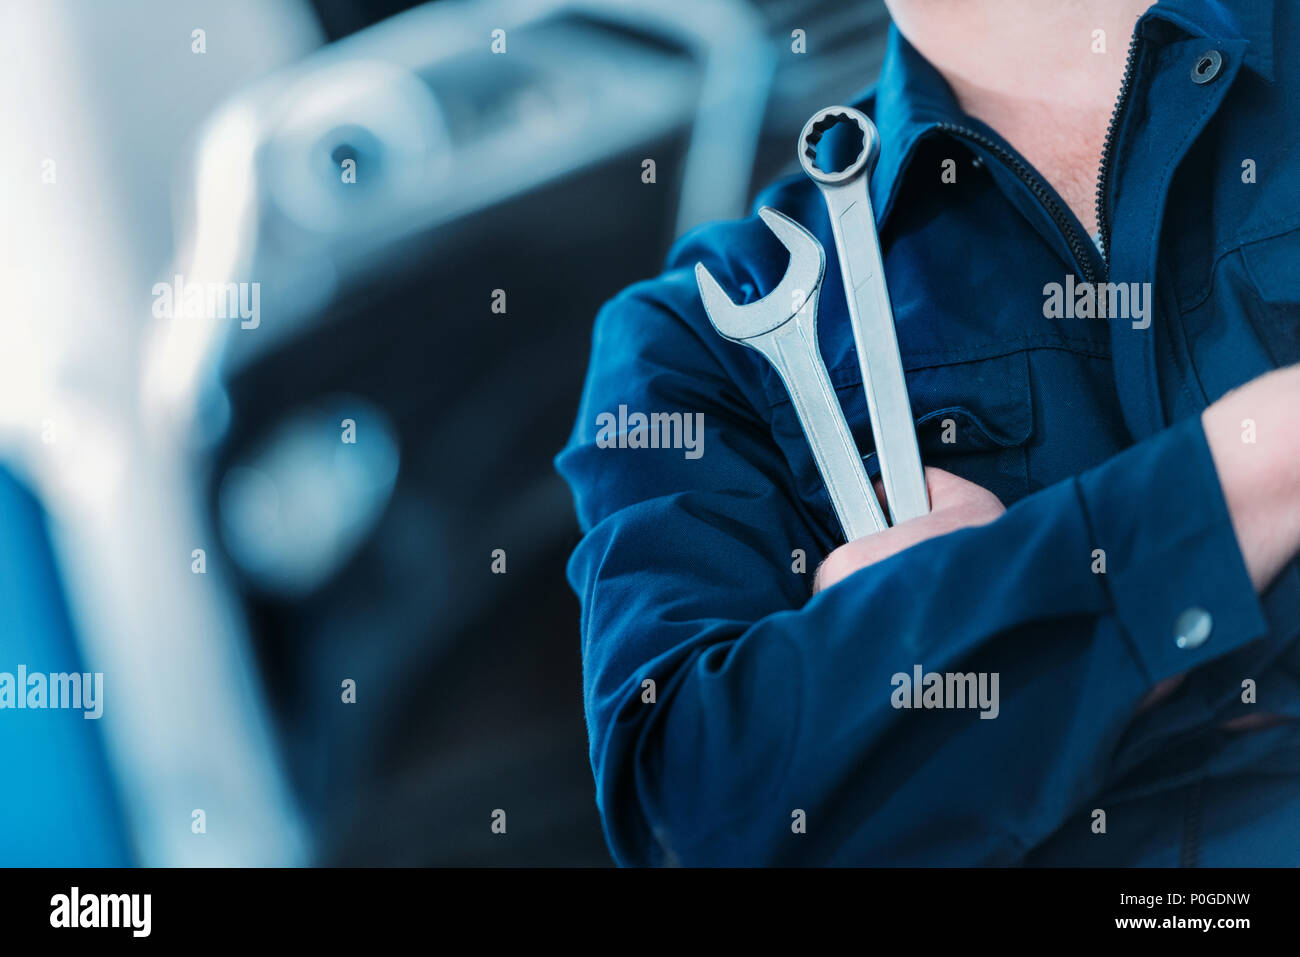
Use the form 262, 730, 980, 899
1076, 414, 1270, 684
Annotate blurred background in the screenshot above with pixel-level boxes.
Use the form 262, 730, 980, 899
0, 0, 888, 865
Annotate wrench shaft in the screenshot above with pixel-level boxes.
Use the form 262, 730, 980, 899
764, 322, 887, 540
824, 185, 929, 524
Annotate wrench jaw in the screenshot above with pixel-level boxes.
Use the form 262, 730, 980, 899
694, 262, 770, 343
694, 206, 826, 345
755, 207, 825, 308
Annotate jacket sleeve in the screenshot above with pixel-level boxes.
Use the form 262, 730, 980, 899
555, 278, 1270, 866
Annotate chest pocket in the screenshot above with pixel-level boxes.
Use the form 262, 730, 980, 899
765, 348, 1034, 535
896, 350, 1033, 502
1240, 225, 1300, 367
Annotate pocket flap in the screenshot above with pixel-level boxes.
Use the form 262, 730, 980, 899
907, 351, 1034, 452
1241, 226, 1300, 304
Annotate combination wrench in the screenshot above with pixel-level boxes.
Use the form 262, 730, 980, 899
695, 207, 888, 541
799, 106, 929, 525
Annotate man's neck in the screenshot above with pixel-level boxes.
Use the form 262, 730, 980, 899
888, 0, 1151, 237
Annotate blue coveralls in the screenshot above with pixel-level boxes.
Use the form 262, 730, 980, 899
557, 0, 1300, 865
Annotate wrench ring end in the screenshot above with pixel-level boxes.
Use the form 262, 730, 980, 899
798, 105, 880, 187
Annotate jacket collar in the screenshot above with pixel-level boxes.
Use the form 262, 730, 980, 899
1147, 0, 1275, 83
856, 26, 963, 232
858, 0, 1275, 231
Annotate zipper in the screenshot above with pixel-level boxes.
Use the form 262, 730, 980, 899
1094, 30, 1144, 270
936, 121, 1101, 285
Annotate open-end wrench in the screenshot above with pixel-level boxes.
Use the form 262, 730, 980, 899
799, 106, 929, 525
696, 207, 888, 541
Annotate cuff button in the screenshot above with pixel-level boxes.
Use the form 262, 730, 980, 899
1175, 607, 1213, 649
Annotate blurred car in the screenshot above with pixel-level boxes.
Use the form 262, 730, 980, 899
0, 0, 888, 865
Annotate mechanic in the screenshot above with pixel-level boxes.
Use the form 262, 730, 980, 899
557, 0, 1300, 865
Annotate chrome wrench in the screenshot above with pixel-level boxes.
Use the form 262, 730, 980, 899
696, 207, 888, 541
799, 106, 929, 524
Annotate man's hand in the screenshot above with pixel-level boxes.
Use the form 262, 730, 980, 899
1202, 364, 1300, 593
813, 468, 1005, 593
1135, 363, 1300, 718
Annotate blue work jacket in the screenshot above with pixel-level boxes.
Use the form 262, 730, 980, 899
556, 0, 1300, 865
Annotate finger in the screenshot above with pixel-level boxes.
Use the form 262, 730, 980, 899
923, 466, 1003, 511
923, 467, 964, 499
870, 474, 888, 516
874, 469, 945, 520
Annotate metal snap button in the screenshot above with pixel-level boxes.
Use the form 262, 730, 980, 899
1191, 50, 1224, 84
1175, 607, 1213, 649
